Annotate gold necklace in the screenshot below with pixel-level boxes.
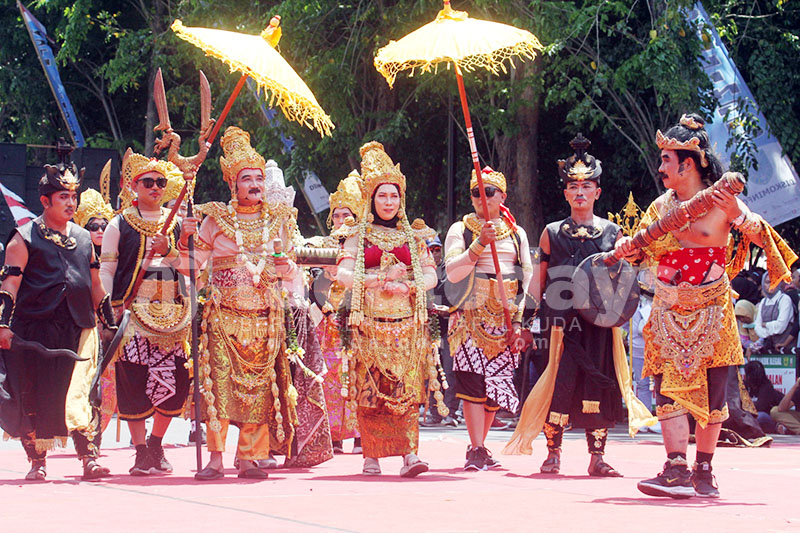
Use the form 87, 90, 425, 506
122, 207, 175, 237
37, 218, 77, 249
463, 213, 513, 242
236, 203, 261, 214
365, 224, 408, 251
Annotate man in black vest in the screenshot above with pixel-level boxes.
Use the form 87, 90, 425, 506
0, 165, 115, 481
530, 134, 625, 477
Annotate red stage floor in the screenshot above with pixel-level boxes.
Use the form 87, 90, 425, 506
0, 426, 797, 532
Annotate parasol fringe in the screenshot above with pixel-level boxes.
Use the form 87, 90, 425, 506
172, 20, 334, 137
374, 39, 543, 88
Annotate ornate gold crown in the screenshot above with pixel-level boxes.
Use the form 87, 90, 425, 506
359, 141, 406, 201
74, 188, 114, 227
327, 169, 364, 227
470, 166, 506, 193
655, 129, 708, 168
59, 168, 80, 191
567, 160, 594, 181
119, 148, 182, 211
219, 126, 266, 186
162, 169, 194, 206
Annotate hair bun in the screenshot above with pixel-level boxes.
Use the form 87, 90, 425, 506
679, 114, 704, 131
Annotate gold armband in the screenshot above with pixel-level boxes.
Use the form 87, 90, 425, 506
468, 240, 486, 256
736, 211, 762, 235
99, 252, 119, 263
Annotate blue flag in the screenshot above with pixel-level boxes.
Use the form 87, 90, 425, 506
18, 1, 86, 147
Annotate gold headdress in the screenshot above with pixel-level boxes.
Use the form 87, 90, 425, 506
74, 188, 114, 227
359, 141, 406, 202
219, 126, 266, 188
118, 148, 182, 211
349, 141, 427, 327
557, 133, 602, 184
162, 169, 194, 206
470, 166, 506, 193
655, 129, 708, 168
327, 169, 364, 228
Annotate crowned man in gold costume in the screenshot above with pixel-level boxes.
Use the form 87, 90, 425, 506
180, 127, 299, 481
312, 170, 363, 455
100, 150, 190, 476
444, 166, 531, 471
616, 114, 797, 498
337, 141, 444, 477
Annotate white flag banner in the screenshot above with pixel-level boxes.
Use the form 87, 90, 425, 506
1, 183, 36, 225
302, 170, 330, 214
689, 3, 800, 226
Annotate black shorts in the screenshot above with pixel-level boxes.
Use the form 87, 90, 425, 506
115, 357, 189, 421
454, 370, 500, 412
654, 366, 729, 423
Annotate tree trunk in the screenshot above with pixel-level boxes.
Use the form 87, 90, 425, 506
492, 61, 543, 246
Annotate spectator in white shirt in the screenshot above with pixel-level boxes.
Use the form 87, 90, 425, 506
754, 274, 796, 353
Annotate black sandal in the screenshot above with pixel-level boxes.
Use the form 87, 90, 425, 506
540, 455, 560, 474
82, 460, 111, 480
588, 460, 623, 477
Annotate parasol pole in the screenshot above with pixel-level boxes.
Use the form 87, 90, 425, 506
453, 64, 513, 332
186, 197, 203, 472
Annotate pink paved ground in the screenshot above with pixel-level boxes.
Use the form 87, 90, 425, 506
0, 433, 797, 532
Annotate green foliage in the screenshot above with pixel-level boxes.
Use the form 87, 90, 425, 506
2, 0, 799, 250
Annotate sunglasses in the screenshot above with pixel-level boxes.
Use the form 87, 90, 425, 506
471, 186, 500, 199
137, 177, 168, 189
86, 221, 108, 232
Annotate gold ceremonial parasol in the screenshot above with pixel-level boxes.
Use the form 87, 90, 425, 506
172, 18, 334, 137
374, 0, 542, 330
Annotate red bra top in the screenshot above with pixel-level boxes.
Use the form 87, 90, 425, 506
657, 246, 726, 286
364, 243, 412, 269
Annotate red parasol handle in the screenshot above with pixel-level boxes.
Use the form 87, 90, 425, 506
454, 66, 514, 333
205, 74, 248, 146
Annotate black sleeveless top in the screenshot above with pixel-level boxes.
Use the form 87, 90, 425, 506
12, 219, 95, 328
543, 216, 619, 315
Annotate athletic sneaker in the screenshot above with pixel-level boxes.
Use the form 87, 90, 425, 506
129, 447, 154, 476
147, 436, 173, 473
637, 458, 695, 499
464, 445, 487, 471
479, 446, 501, 469
691, 461, 720, 498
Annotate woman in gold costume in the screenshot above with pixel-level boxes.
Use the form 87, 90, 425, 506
313, 170, 363, 455
337, 141, 443, 477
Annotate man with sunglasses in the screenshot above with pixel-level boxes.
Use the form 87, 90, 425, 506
99, 149, 190, 476
444, 167, 532, 471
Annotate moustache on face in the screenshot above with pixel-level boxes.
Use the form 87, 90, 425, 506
248, 188, 262, 194
658, 172, 668, 180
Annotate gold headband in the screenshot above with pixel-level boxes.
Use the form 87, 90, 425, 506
118, 148, 182, 210
219, 126, 266, 187
359, 141, 406, 201
655, 129, 708, 168
74, 188, 113, 227
327, 169, 363, 228
470, 167, 507, 193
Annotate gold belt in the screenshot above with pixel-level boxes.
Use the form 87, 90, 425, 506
653, 275, 729, 312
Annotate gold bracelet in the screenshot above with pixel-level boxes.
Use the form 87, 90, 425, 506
469, 240, 485, 256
